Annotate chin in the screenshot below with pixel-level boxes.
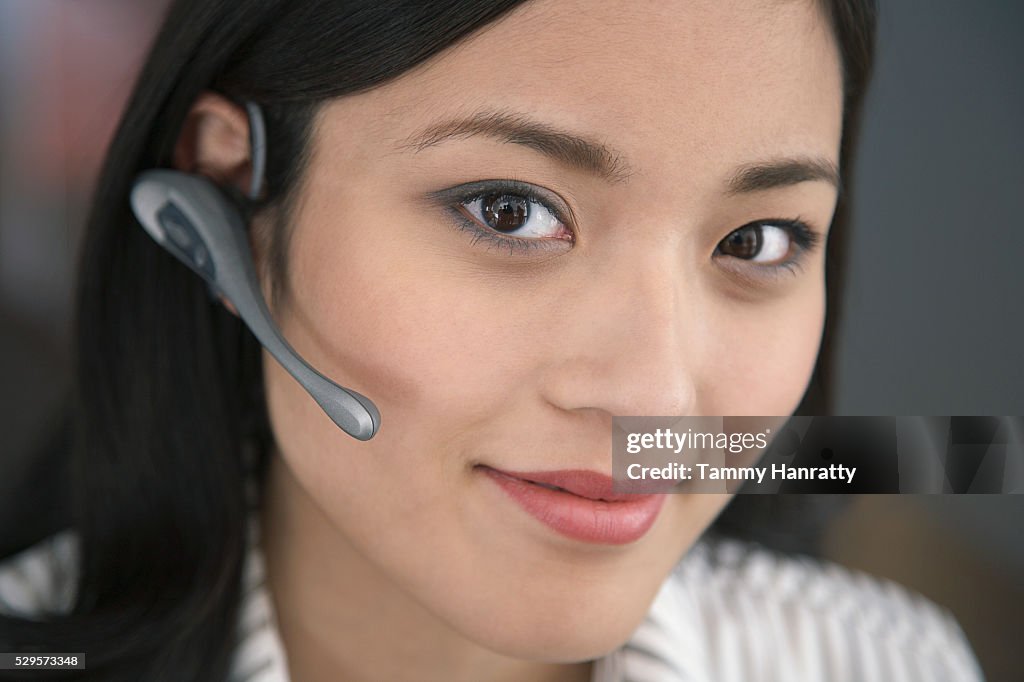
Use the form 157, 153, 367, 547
451, 589, 654, 663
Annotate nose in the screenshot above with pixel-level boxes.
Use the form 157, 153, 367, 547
539, 250, 699, 419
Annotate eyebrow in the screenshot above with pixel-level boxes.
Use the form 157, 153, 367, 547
397, 109, 633, 183
398, 108, 840, 194
725, 156, 841, 196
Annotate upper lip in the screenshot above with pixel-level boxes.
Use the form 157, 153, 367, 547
479, 465, 650, 502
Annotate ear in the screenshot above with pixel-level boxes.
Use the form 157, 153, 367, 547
173, 91, 253, 191
173, 92, 254, 317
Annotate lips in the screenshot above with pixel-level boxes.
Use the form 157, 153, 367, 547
477, 465, 666, 545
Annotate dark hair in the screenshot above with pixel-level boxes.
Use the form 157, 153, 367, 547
0, 1, 877, 679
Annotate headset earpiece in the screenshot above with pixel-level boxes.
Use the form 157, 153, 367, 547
128, 104, 379, 441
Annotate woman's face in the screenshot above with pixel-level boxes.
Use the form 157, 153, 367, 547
260, 0, 842, 661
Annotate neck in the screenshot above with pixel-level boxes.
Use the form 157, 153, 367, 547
259, 452, 595, 682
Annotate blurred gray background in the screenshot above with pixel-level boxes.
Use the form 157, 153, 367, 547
826, 3, 1024, 678
0, 0, 1021, 679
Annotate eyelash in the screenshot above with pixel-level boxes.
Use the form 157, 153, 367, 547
429, 179, 573, 256
429, 179, 822, 275
715, 217, 823, 278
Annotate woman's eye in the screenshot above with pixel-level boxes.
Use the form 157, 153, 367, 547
426, 179, 576, 255
459, 192, 566, 240
715, 220, 819, 268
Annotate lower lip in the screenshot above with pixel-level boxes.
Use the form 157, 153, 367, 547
479, 467, 666, 545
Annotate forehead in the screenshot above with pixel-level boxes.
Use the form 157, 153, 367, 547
319, 0, 842, 185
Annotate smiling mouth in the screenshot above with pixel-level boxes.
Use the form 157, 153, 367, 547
474, 465, 644, 502
474, 464, 667, 545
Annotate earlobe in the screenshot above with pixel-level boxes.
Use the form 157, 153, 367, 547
172, 92, 253, 194
219, 295, 240, 317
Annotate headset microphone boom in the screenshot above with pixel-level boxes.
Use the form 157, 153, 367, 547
129, 105, 380, 441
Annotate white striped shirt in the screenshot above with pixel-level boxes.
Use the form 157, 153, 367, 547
0, 518, 985, 681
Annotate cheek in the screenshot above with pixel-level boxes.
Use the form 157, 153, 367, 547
261, 193, 547, 523
282, 197, 531, 420
702, 283, 826, 415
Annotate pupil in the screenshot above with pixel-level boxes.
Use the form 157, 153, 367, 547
482, 194, 528, 232
725, 225, 762, 259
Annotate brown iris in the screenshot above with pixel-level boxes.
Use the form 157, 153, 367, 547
480, 193, 529, 233
719, 225, 763, 259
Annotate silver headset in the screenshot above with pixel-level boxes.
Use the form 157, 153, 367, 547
129, 102, 380, 441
